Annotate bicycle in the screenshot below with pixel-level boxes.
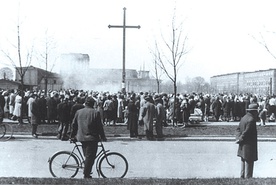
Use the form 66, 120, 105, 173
0, 122, 14, 141
48, 140, 128, 178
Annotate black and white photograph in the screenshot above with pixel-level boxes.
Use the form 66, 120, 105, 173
1, 0, 276, 184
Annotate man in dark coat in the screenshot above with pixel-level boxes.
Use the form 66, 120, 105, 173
31, 94, 40, 138
236, 103, 258, 178
127, 94, 138, 138
46, 92, 58, 124
38, 93, 47, 124
0, 90, 5, 112
154, 96, 165, 139
71, 96, 106, 178
212, 96, 222, 122
103, 95, 115, 125
57, 95, 72, 140
70, 97, 85, 122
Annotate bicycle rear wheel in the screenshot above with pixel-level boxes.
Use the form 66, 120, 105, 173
0, 123, 13, 141
99, 152, 128, 178
49, 151, 80, 178
0, 124, 6, 139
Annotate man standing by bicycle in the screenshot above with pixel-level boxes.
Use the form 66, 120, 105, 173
71, 96, 107, 179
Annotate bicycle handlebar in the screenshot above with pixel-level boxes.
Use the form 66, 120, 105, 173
69, 138, 106, 144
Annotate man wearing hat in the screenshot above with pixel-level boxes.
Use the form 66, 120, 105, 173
154, 95, 165, 139
236, 103, 258, 178
139, 95, 155, 140
71, 96, 106, 178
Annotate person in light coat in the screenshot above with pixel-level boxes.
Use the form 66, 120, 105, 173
236, 103, 258, 178
139, 95, 155, 140
27, 93, 35, 123
13, 91, 22, 122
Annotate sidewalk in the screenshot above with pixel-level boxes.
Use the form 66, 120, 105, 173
3, 118, 276, 142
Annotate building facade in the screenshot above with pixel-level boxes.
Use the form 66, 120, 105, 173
59, 53, 157, 92
87, 68, 157, 93
0, 79, 20, 90
15, 66, 63, 91
210, 69, 275, 95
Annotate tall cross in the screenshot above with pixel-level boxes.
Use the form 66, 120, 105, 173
108, 7, 141, 94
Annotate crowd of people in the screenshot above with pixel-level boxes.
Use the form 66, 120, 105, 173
0, 88, 274, 139
0, 88, 272, 179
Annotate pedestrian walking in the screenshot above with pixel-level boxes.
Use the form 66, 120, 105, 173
235, 103, 258, 179
71, 96, 107, 179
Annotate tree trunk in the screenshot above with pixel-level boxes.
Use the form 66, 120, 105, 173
19, 77, 24, 124
173, 81, 177, 125
45, 78, 48, 94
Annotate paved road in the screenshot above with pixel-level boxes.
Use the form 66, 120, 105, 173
1, 137, 276, 179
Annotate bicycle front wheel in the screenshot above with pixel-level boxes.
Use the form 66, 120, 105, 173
49, 151, 80, 178
99, 152, 128, 178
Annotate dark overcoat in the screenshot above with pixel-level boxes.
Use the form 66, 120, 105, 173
47, 97, 58, 120
127, 99, 138, 132
140, 101, 155, 131
212, 99, 222, 120
57, 101, 71, 123
31, 99, 41, 125
236, 112, 258, 162
71, 106, 106, 142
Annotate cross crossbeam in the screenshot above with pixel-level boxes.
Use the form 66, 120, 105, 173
108, 7, 140, 94
108, 25, 141, 29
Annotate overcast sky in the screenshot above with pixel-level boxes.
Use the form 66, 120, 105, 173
0, 0, 276, 82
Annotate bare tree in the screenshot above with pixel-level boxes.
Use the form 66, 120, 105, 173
192, 76, 206, 92
153, 12, 190, 124
38, 30, 56, 93
252, 31, 276, 60
150, 47, 164, 93
1, 23, 33, 124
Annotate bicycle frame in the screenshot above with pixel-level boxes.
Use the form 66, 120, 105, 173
71, 141, 111, 177
49, 140, 128, 178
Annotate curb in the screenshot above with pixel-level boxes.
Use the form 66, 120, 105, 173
8, 133, 276, 142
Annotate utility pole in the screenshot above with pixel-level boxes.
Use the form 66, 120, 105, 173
108, 7, 140, 94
